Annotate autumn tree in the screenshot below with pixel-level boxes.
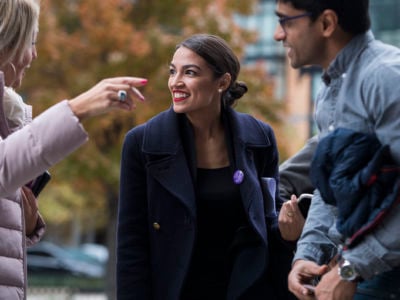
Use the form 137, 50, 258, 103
21, 0, 283, 297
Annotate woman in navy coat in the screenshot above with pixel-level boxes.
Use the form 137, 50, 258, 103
117, 34, 295, 300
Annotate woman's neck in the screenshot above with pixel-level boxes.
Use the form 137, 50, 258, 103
189, 112, 229, 169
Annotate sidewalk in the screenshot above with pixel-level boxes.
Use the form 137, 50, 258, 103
28, 288, 107, 300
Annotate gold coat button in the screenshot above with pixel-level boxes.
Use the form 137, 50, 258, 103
153, 222, 161, 231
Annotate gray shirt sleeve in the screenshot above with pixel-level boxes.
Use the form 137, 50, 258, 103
279, 135, 317, 200
293, 189, 339, 265
344, 62, 400, 279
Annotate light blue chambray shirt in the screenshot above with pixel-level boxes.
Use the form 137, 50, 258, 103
294, 31, 400, 280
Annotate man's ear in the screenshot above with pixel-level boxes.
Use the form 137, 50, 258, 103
320, 9, 339, 38
219, 73, 232, 92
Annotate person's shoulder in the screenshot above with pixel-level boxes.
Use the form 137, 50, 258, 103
363, 40, 400, 74
232, 109, 271, 126
230, 110, 275, 145
237, 111, 273, 133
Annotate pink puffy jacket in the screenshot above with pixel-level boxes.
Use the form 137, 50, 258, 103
0, 72, 88, 299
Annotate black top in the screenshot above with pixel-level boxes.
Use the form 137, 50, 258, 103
181, 166, 247, 299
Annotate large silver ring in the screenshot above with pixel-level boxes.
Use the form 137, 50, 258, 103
118, 90, 127, 102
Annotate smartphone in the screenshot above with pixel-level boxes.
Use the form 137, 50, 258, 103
31, 171, 51, 197
297, 193, 313, 218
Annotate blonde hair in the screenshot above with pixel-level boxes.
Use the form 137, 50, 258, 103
0, 0, 40, 69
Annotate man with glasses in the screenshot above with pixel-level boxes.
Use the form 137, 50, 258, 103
273, 0, 400, 299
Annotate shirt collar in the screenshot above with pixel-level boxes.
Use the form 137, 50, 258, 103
322, 30, 375, 85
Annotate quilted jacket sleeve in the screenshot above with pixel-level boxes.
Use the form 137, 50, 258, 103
0, 101, 88, 197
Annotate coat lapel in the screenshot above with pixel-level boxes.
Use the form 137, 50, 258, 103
226, 108, 272, 246
142, 107, 274, 241
225, 109, 274, 298
143, 109, 197, 218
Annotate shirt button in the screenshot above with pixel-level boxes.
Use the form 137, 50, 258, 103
153, 222, 161, 231
328, 124, 335, 131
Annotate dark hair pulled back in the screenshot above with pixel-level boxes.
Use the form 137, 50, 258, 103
177, 34, 248, 107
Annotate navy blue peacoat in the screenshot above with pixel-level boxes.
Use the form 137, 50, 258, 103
117, 107, 294, 300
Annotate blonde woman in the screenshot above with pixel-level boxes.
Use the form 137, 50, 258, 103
0, 1, 146, 298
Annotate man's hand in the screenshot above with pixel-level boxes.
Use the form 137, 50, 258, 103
314, 264, 357, 300
288, 260, 329, 299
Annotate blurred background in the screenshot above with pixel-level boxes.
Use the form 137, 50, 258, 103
22, 0, 399, 299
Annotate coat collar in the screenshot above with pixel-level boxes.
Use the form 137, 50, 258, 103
142, 106, 271, 155
142, 107, 181, 155
0, 73, 33, 139
142, 107, 272, 239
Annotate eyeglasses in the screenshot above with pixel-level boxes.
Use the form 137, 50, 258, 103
278, 12, 312, 33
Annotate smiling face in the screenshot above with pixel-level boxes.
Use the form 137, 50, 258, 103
274, 1, 326, 69
168, 46, 225, 117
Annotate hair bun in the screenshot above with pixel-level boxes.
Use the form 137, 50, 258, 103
224, 81, 248, 106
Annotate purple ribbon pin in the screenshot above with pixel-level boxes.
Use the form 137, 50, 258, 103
233, 170, 244, 185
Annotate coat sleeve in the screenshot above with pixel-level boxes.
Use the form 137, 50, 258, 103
117, 126, 151, 299
0, 101, 88, 197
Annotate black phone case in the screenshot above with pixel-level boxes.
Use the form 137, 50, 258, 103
298, 194, 312, 218
31, 171, 51, 197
